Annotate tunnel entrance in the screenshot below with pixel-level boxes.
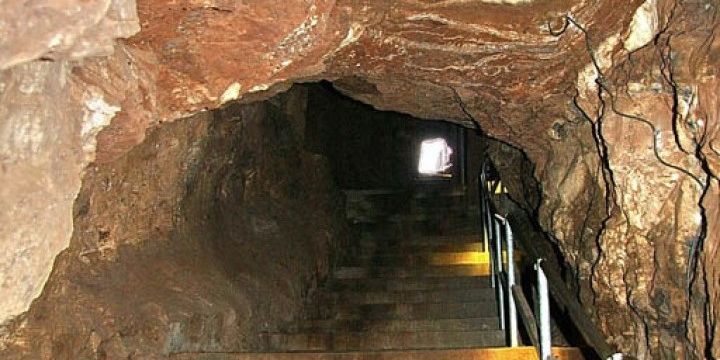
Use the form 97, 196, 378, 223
417, 137, 454, 178
304, 82, 468, 191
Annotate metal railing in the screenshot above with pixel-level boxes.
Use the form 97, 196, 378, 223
478, 159, 625, 360
479, 161, 543, 355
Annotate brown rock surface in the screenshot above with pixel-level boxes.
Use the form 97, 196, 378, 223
0, 0, 719, 358
0, 0, 139, 69
2, 87, 347, 358
0, 61, 118, 330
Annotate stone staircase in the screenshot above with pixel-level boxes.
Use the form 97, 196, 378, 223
263, 187, 503, 352
171, 187, 585, 360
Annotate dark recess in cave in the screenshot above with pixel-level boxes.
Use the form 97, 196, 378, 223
304, 81, 468, 190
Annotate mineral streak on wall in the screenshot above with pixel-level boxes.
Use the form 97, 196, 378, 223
0, 0, 719, 358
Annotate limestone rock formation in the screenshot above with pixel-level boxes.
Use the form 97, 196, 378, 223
0, 0, 718, 358
0, 0, 140, 70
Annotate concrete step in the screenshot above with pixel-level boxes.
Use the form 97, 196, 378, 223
399, 226, 480, 238
343, 188, 474, 226
311, 300, 498, 320
348, 203, 472, 215
352, 214, 479, 224
397, 234, 484, 245
411, 189, 466, 199
343, 188, 465, 200
332, 264, 491, 279
347, 253, 519, 270
358, 235, 484, 248
346, 213, 477, 223
266, 329, 506, 351
171, 346, 587, 360
349, 251, 491, 267
316, 287, 496, 305
349, 214, 479, 226
355, 240, 487, 258
409, 199, 471, 212
349, 223, 480, 239
327, 276, 492, 292
283, 317, 501, 333
408, 205, 471, 214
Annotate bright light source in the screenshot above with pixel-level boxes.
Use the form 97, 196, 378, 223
418, 138, 453, 175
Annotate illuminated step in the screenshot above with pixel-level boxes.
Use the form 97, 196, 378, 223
486, 180, 508, 194
173, 346, 586, 359
394, 241, 485, 253
351, 251, 489, 266
429, 251, 490, 265
265, 329, 506, 351
350, 251, 520, 267
333, 264, 492, 279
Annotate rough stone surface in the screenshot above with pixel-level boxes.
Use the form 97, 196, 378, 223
1, 87, 347, 358
0, 0, 140, 70
0, 61, 121, 330
0, 0, 719, 358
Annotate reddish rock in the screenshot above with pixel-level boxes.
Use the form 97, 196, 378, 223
0, 0, 719, 358
0, 0, 139, 69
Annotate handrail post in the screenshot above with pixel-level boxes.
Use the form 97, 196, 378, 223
487, 205, 495, 289
505, 220, 518, 347
494, 217, 505, 331
485, 196, 493, 256
479, 165, 485, 251
480, 171, 491, 257
535, 259, 552, 360
483, 180, 492, 253
479, 170, 495, 288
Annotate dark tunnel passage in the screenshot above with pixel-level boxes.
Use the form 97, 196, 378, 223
305, 82, 467, 190
301, 83, 596, 357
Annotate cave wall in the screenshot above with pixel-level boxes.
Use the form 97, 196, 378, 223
535, 3, 719, 357
0, 87, 347, 358
1, 0, 356, 329
1, 0, 143, 323
1, 0, 719, 358
481, 7, 720, 352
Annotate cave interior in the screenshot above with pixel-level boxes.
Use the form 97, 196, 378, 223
1, 1, 719, 359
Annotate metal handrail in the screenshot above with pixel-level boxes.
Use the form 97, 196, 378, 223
536, 259, 552, 359
478, 159, 625, 360
479, 160, 550, 358
494, 214, 518, 347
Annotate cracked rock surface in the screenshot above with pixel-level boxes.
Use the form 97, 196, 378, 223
1, 0, 719, 358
